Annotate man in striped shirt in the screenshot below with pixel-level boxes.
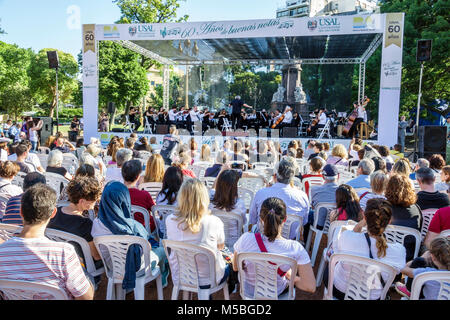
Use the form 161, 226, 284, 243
0, 184, 94, 300
1, 172, 47, 225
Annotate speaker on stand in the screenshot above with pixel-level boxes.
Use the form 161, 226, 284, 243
418, 126, 446, 160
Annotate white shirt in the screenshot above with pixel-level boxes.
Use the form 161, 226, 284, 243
318, 112, 327, 125
0, 178, 23, 218
190, 110, 200, 122
165, 213, 226, 286
8, 153, 42, 170
0, 149, 7, 162
233, 232, 310, 296
105, 167, 123, 184
282, 111, 293, 124
249, 183, 310, 238
168, 110, 177, 121
357, 106, 365, 119
332, 228, 406, 299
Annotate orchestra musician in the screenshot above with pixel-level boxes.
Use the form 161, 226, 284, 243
217, 109, 229, 131
308, 107, 327, 137
128, 107, 141, 131
258, 109, 269, 129
167, 106, 178, 126
144, 107, 157, 132
292, 112, 301, 128
347, 99, 367, 138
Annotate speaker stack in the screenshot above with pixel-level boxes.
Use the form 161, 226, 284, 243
35, 117, 53, 145
418, 126, 446, 160
156, 124, 169, 135
282, 127, 298, 138
416, 40, 432, 62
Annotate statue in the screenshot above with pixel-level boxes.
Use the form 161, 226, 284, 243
294, 85, 307, 104
272, 85, 286, 103
193, 89, 209, 106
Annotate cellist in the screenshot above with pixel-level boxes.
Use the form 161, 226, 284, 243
308, 107, 327, 137
347, 99, 368, 138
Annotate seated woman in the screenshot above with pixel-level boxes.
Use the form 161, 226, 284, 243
156, 166, 183, 206
106, 139, 120, 167
435, 165, 450, 193
200, 144, 212, 163
175, 152, 196, 178
85, 143, 106, 177
395, 237, 450, 299
135, 136, 152, 153
46, 149, 72, 180
166, 179, 232, 291
140, 154, 165, 185
329, 184, 364, 223
385, 174, 422, 262
48, 176, 102, 263
210, 169, 247, 240
359, 171, 388, 210
326, 198, 406, 300
298, 157, 325, 197
91, 181, 168, 287
326, 144, 349, 167
58, 164, 97, 202
233, 197, 316, 297
0, 161, 23, 217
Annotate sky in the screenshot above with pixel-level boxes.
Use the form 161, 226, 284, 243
0, 0, 282, 58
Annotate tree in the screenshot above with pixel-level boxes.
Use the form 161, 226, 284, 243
0, 42, 35, 117
378, 0, 450, 118
28, 49, 78, 117
114, 0, 188, 70
98, 41, 149, 115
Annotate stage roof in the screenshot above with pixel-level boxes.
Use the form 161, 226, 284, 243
127, 33, 382, 65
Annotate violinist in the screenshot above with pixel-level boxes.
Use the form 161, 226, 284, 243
281, 105, 293, 128
308, 107, 327, 137
128, 107, 141, 131
145, 107, 157, 132
217, 109, 228, 131
167, 106, 178, 126
258, 109, 269, 129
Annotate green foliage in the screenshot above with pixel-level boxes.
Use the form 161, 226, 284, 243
28, 48, 78, 117
98, 41, 149, 111
35, 107, 83, 122
379, 0, 450, 118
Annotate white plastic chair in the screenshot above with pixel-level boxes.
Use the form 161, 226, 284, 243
0, 279, 69, 300
338, 171, 355, 184
200, 176, 216, 189
143, 117, 153, 134
410, 271, 450, 300
130, 205, 152, 234
222, 118, 232, 132
93, 235, 163, 300
281, 214, 303, 242
44, 172, 69, 199
138, 151, 152, 162
440, 229, 450, 238
139, 182, 163, 200
324, 253, 397, 300
238, 177, 265, 192
315, 220, 357, 287
150, 205, 177, 241
317, 120, 331, 139
420, 208, 438, 241
236, 252, 297, 300
292, 177, 302, 189
383, 225, 422, 259
252, 162, 271, 169
45, 227, 105, 278
190, 165, 207, 179
238, 187, 254, 212
305, 202, 336, 266
124, 116, 135, 133
211, 208, 244, 249
11, 172, 27, 188
0, 195, 10, 216
162, 239, 229, 300
302, 176, 325, 201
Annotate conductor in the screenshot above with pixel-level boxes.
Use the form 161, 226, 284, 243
229, 95, 252, 130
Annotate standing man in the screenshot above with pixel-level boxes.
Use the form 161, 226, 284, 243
229, 95, 252, 130
398, 115, 408, 152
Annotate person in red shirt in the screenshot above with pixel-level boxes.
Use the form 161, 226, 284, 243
121, 159, 156, 232
424, 206, 450, 249
329, 184, 364, 223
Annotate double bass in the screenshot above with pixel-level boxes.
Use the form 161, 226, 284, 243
342, 97, 370, 136
271, 111, 285, 129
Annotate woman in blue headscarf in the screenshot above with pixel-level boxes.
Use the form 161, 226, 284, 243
91, 181, 168, 290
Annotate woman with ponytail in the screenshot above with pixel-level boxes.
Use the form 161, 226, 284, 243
233, 197, 316, 297
327, 198, 406, 300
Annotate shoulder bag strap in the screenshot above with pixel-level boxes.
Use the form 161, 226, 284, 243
360, 192, 370, 200
364, 233, 386, 288
254, 233, 287, 277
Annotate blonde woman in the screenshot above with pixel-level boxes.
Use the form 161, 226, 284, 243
142, 154, 165, 184
175, 152, 196, 178
326, 144, 349, 167
165, 179, 231, 289
359, 171, 388, 210
200, 144, 212, 163
392, 158, 415, 189
86, 143, 106, 177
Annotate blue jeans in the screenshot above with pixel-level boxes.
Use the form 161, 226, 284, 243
31, 141, 37, 153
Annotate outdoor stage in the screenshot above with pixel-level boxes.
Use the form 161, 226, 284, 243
83, 13, 405, 148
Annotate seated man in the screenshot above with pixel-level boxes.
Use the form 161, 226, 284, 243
410, 158, 429, 180
424, 206, 450, 249
249, 157, 309, 239
416, 167, 450, 210
14, 143, 35, 174
8, 140, 45, 173
0, 184, 94, 300
346, 159, 375, 191
105, 148, 133, 184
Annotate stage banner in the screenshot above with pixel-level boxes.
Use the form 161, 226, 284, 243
95, 14, 384, 41
378, 13, 404, 147
82, 24, 99, 143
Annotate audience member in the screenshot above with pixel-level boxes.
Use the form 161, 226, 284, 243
46, 150, 72, 180
435, 165, 450, 193
105, 148, 132, 184
329, 184, 363, 223
299, 157, 324, 197
416, 167, 450, 210
346, 159, 375, 190
359, 171, 388, 210
424, 206, 450, 249
326, 144, 349, 167
14, 143, 34, 174
429, 154, 446, 177
141, 153, 165, 184
160, 125, 180, 165
233, 197, 316, 296
156, 166, 183, 207
0, 161, 23, 218
0, 184, 94, 300
175, 153, 196, 178
410, 158, 429, 180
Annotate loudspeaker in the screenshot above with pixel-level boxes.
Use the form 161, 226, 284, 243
46, 51, 59, 69
107, 102, 116, 114
282, 127, 298, 138
35, 117, 53, 145
416, 39, 432, 62
156, 124, 169, 135
419, 126, 446, 159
